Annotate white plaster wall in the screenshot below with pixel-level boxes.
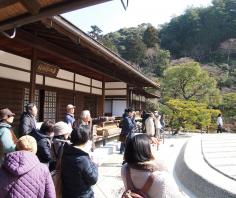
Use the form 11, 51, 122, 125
105, 89, 127, 96
45, 77, 73, 90
57, 69, 74, 81
104, 100, 112, 114
105, 82, 127, 89
0, 66, 30, 82
92, 79, 102, 88
0, 50, 31, 70
75, 83, 90, 93
91, 87, 102, 95
112, 100, 127, 116
36, 75, 43, 85
75, 74, 90, 85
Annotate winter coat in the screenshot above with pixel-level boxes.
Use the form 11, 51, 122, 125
0, 122, 15, 164
0, 151, 56, 198
18, 112, 36, 137
64, 113, 75, 128
121, 161, 183, 198
30, 129, 52, 164
121, 114, 136, 136
61, 143, 98, 198
145, 117, 155, 136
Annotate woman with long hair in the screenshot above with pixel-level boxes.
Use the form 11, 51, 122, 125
122, 134, 182, 198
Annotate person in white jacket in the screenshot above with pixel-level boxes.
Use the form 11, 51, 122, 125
217, 114, 223, 133
121, 134, 183, 198
154, 113, 162, 139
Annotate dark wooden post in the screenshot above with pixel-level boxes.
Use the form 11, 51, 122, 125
73, 73, 76, 105
101, 77, 105, 116
29, 49, 37, 103
126, 85, 129, 108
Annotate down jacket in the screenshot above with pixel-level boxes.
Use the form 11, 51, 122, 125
0, 122, 15, 164
30, 129, 52, 164
18, 112, 36, 137
61, 143, 98, 198
0, 151, 56, 198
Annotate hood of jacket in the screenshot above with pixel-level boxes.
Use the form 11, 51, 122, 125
3, 151, 40, 176
0, 122, 11, 129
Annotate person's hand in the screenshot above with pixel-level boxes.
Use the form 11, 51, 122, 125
89, 152, 99, 165
84, 140, 92, 153
150, 137, 162, 145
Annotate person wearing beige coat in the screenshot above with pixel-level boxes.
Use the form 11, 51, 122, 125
145, 113, 155, 137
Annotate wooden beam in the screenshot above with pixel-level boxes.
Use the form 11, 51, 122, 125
0, 0, 18, 10
29, 48, 37, 103
0, 0, 111, 31
19, 0, 41, 15
14, 29, 128, 83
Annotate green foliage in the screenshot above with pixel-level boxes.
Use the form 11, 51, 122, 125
166, 99, 220, 130
101, 25, 171, 76
122, 34, 147, 64
101, 36, 119, 53
88, 25, 103, 41
142, 46, 170, 77
143, 26, 159, 48
158, 103, 173, 116
145, 100, 159, 112
161, 61, 222, 105
222, 92, 236, 118
159, 0, 236, 62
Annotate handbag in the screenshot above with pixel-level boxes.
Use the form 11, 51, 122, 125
51, 142, 65, 198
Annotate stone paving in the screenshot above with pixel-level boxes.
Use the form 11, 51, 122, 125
201, 133, 236, 181
92, 133, 194, 198
93, 142, 124, 198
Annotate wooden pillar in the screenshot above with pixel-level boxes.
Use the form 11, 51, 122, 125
101, 78, 105, 116
73, 73, 76, 105
29, 49, 37, 103
130, 89, 133, 109
126, 85, 129, 108
139, 95, 141, 110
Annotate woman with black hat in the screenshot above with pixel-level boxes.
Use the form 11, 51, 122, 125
0, 108, 17, 164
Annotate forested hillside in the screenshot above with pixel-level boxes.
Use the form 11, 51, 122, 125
88, 0, 236, 131
88, 0, 236, 92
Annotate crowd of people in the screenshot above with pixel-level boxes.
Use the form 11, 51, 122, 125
0, 104, 183, 198
119, 108, 165, 154
0, 103, 97, 198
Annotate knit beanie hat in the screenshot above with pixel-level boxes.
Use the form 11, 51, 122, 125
16, 135, 37, 154
53, 121, 72, 136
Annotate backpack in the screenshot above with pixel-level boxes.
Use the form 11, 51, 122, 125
121, 166, 154, 198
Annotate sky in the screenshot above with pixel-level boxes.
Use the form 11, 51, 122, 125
62, 0, 213, 34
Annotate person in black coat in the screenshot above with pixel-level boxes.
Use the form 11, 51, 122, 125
30, 120, 54, 166
61, 127, 98, 198
19, 103, 38, 137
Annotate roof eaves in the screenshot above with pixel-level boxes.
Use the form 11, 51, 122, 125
50, 15, 160, 89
